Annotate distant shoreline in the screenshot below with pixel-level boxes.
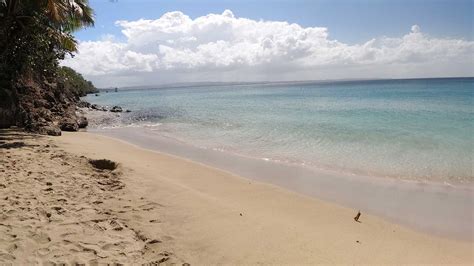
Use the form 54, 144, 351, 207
98, 76, 474, 91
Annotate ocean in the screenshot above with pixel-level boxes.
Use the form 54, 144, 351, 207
84, 78, 474, 185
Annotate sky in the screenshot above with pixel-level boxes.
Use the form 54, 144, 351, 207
64, 0, 474, 87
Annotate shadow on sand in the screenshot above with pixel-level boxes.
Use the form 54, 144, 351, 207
0, 128, 43, 149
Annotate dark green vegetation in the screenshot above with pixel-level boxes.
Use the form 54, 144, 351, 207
0, 0, 96, 133
58, 66, 98, 97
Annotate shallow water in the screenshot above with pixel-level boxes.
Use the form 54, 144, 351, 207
84, 78, 474, 184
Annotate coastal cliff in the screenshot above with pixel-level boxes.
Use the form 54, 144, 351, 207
0, 1, 96, 135
0, 68, 97, 135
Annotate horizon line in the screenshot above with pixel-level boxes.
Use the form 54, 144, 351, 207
97, 76, 474, 90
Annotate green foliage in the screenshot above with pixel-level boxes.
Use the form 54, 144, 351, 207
1, 13, 64, 84
57, 66, 97, 97
0, 0, 95, 87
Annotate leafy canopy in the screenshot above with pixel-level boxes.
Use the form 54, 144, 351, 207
57, 65, 98, 97
0, 0, 95, 84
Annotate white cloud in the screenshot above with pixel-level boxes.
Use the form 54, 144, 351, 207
63, 10, 474, 87
411, 24, 421, 33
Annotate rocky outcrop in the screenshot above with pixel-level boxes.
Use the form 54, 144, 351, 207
0, 74, 87, 135
77, 101, 91, 108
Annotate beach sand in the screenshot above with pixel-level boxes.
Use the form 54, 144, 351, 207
0, 129, 472, 264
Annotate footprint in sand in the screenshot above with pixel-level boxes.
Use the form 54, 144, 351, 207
36, 247, 50, 256
109, 220, 124, 231
0, 252, 15, 260
101, 241, 129, 251
92, 223, 107, 232
138, 202, 162, 211
6, 243, 17, 253
31, 232, 51, 244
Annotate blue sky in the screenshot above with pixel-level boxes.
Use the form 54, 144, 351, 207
65, 0, 473, 87
77, 0, 473, 44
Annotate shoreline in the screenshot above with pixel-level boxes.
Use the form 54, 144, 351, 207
1, 129, 472, 263
93, 125, 473, 188
90, 126, 473, 241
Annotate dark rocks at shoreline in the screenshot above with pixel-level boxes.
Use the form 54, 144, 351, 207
77, 116, 88, 128
91, 104, 108, 112
110, 106, 123, 113
77, 101, 91, 108
38, 125, 62, 136
59, 117, 79, 132
85, 103, 130, 114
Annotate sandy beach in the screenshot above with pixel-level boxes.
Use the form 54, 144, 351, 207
0, 128, 472, 264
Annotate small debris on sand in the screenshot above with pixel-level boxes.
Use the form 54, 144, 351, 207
354, 211, 361, 222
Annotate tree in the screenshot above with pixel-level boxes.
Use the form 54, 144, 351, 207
0, 0, 94, 84
57, 65, 97, 97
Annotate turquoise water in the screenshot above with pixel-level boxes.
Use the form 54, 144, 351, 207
84, 78, 474, 183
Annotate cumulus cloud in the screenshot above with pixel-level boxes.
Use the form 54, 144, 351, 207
63, 10, 474, 87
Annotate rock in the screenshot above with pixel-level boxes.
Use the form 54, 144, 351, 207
110, 106, 123, 113
90, 104, 107, 111
77, 101, 91, 108
77, 116, 88, 128
38, 125, 61, 136
59, 117, 79, 132
125, 109, 131, 113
